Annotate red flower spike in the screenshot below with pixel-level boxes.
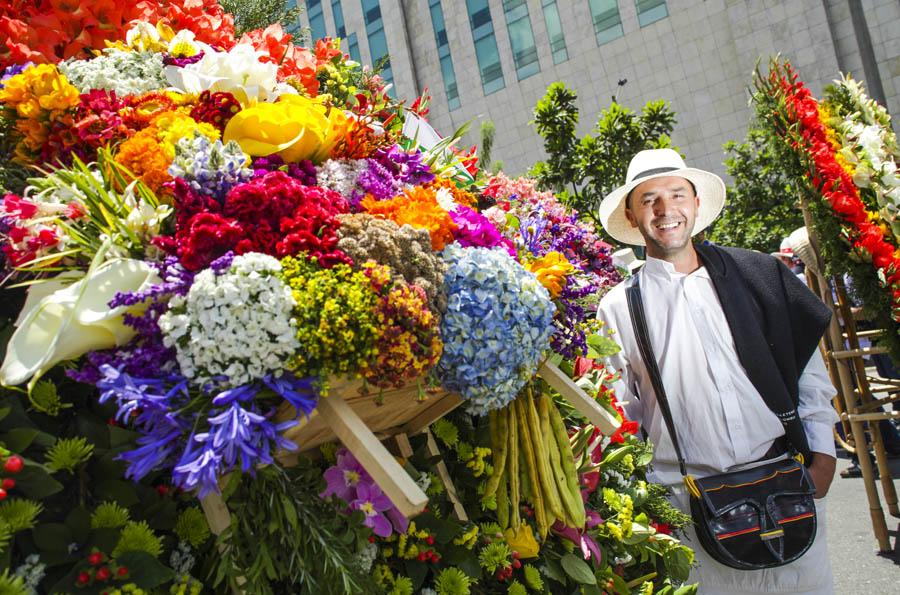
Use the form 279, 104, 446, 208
0, 488, 7, 501
87, 552, 103, 566
116, 567, 129, 578
76, 572, 90, 586
1, 478, 14, 490
95, 566, 111, 582
425, 536, 434, 545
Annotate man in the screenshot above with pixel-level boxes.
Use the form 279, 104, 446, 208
596, 149, 838, 594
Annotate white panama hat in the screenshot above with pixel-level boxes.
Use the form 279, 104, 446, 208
598, 148, 726, 246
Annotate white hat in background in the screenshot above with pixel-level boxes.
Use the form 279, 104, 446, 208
611, 247, 644, 274
598, 148, 726, 246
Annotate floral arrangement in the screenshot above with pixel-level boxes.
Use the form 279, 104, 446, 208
753, 59, 900, 359
0, 3, 695, 592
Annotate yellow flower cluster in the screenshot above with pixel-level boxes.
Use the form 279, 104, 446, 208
465, 446, 492, 478
279, 256, 381, 379
0, 64, 80, 161
381, 521, 432, 560
525, 251, 575, 297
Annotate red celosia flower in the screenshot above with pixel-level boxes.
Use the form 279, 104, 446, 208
176, 212, 243, 271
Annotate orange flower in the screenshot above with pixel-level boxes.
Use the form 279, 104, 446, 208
427, 176, 479, 208
362, 186, 457, 251
115, 128, 172, 193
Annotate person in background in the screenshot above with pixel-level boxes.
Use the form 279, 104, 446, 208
597, 149, 837, 594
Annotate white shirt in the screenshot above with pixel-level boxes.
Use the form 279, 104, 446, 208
597, 257, 838, 487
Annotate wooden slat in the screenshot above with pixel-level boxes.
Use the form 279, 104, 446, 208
315, 392, 428, 517
538, 361, 619, 435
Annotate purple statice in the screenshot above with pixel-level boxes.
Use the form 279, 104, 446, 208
162, 51, 204, 67
550, 280, 598, 359
0, 63, 30, 87
250, 155, 317, 186
209, 250, 235, 274
449, 206, 517, 257
68, 258, 194, 383
354, 158, 398, 204
374, 145, 434, 187
168, 134, 253, 203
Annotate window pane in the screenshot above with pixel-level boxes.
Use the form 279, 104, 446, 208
588, 0, 624, 45
347, 32, 361, 63
636, 0, 668, 27
360, 0, 393, 93
504, 0, 540, 80
332, 0, 347, 37
429, 0, 462, 110
308, 0, 328, 42
466, 0, 505, 95
542, 0, 568, 64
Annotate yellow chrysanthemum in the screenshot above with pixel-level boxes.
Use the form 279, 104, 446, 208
525, 251, 575, 297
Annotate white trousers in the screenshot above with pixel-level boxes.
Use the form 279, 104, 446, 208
670, 488, 834, 594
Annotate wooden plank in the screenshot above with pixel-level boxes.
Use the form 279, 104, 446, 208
426, 430, 469, 522
538, 360, 619, 435
402, 392, 463, 435
316, 392, 428, 518
200, 492, 244, 594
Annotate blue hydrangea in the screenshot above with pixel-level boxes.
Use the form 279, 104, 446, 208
168, 133, 252, 202
437, 244, 556, 415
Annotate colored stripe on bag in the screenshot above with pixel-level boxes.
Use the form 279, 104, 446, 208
704, 466, 801, 492
716, 526, 760, 540
778, 512, 815, 524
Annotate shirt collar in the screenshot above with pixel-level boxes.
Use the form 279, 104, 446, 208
641, 256, 710, 280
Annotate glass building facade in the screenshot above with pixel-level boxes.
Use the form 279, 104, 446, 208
588, 0, 624, 45
542, 0, 568, 64
466, 0, 505, 95
307, 0, 328, 42
361, 0, 393, 89
502, 0, 540, 80
636, 0, 668, 27
429, 0, 461, 110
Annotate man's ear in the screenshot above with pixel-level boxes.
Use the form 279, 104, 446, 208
624, 207, 638, 228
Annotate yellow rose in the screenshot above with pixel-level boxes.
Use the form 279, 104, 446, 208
223, 95, 347, 164
525, 251, 575, 297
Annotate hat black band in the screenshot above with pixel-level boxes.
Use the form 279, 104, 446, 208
631, 166, 679, 182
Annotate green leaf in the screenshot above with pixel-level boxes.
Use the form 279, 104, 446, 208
0, 428, 39, 452
541, 556, 566, 584
116, 551, 175, 588
586, 334, 621, 358
13, 465, 64, 499
108, 425, 140, 448
32, 523, 72, 552
0, 408, 10, 425
65, 507, 92, 543
663, 546, 694, 583
93, 479, 140, 507
560, 552, 596, 585
280, 494, 298, 530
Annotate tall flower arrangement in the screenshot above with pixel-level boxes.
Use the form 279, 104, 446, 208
753, 59, 900, 359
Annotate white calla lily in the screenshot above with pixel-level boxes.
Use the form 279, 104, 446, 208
1, 258, 161, 387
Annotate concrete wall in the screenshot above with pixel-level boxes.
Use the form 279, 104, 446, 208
303, 0, 900, 179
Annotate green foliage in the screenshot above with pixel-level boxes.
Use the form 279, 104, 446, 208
506, 579, 527, 595
113, 521, 164, 559
217, 0, 303, 37
0, 569, 27, 595
477, 541, 511, 573
28, 379, 69, 417
479, 120, 497, 177
431, 418, 459, 448
0, 499, 43, 533
213, 463, 368, 595
706, 128, 804, 252
90, 501, 131, 529
434, 567, 472, 595
530, 83, 677, 225
522, 564, 543, 590
389, 576, 413, 595
45, 436, 94, 473
173, 508, 211, 549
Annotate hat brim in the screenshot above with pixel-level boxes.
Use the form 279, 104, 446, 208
598, 168, 726, 246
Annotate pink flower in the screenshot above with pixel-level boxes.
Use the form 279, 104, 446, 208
351, 482, 394, 537
321, 449, 371, 502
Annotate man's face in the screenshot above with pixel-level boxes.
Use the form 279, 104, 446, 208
624, 176, 699, 258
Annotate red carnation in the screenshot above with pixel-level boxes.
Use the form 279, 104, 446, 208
176, 212, 243, 271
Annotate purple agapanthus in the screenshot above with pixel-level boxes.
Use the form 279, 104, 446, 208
449, 205, 517, 257
0, 63, 30, 87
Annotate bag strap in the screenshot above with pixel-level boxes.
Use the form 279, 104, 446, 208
624, 275, 689, 477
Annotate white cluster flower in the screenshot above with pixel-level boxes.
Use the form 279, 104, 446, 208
14, 554, 46, 595
159, 253, 300, 387
353, 542, 378, 574
316, 158, 368, 198
169, 541, 197, 575
60, 48, 167, 96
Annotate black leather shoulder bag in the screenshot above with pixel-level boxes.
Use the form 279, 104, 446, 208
625, 276, 817, 570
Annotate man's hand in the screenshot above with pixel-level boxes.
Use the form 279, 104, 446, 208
808, 452, 837, 499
